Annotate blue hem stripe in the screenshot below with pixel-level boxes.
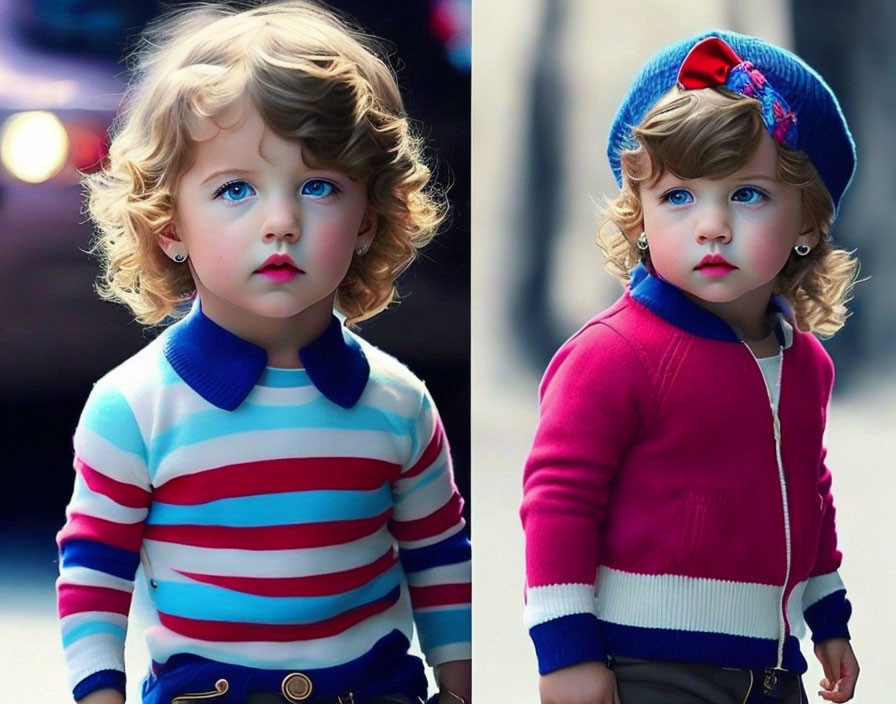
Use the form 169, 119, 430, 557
73, 669, 126, 700
804, 590, 851, 642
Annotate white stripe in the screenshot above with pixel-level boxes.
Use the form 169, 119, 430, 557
524, 583, 598, 629
801, 571, 845, 609
786, 580, 808, 639
245, 383, 320, 407
57, 568, 135, 593
151, 427, 403, 484
397, 522, 466, 551
426, 642, 472, 667
65, 645, 125, 692
406, 560, 471, 587
143, 585, 414, 669
142, 527, 396, 580
392, 461, 455, 522
595, 567, 782, 639
68, 478, 148, 524
75, 428, 150, 489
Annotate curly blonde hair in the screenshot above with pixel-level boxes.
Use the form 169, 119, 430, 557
599, 87, 858, 337
87, 0, 446, 326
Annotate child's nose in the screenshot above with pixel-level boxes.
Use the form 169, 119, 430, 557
262, 197, 300, 242
694, 205, 732, 245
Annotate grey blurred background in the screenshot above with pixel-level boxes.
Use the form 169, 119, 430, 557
472, 0, 894, 701
0, 0, 469, 699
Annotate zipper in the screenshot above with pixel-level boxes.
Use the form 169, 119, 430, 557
743, 343, 790, 669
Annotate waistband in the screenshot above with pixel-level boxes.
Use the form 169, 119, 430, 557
141, 631, 427, 704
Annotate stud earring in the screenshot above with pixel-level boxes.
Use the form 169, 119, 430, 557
173, 253, 186, 263
355, 244, 370, 256
637, 231, 649, 251
794, 244, 811, 256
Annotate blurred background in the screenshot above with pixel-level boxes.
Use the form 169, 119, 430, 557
0, 0, 469, 699
472, 0, 894, 701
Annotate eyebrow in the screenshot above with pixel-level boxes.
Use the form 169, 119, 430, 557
199, 168, 255, 187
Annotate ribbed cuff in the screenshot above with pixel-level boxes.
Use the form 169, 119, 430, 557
530, 613, 605, 674
805, 590, 851, 643
73, 669, 126, 701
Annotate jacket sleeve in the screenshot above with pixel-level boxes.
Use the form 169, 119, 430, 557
801, 446, 851, 642
56, 380, 152, 700
390, 385, 471, 667
520, 322, 648, 674
801, 355, 850, 642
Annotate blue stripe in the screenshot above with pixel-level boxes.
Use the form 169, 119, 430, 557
146, 484, 392, 527
393, 456, 449, 499
414, 607, 471, 651
63, 621, 127, 648
803, 589, 851, 642
73, 670, 126, 700
152, 567, 402, 624
59, 539, 140, 580
149, 399, 411, 460
599, 621, 808, 673
400, 530, 470, 573
81, 388, 147, 456
530, 613, 605, 674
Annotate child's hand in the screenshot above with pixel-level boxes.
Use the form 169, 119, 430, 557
435, 659, 471, 703
539, 661, 620, 704
77, 689, 125, 704
815, 638, 859, 702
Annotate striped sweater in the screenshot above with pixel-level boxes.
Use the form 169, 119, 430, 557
57, 308, 471, 699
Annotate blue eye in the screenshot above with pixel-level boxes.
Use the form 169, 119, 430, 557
301, 179, 337, 198
662, 188, 693, 206
214, 180, 256, 202
732, 186, 766, 204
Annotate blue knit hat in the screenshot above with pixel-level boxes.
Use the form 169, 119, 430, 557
607, 30, 856, 213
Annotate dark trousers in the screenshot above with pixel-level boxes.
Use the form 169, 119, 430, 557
611, 657, 808, 704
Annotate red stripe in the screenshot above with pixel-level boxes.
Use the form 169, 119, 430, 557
154, 457, 400, 505
403, 419, 447, 479
57, 583, 132, 619
76, 457, 152, 509
57, 513, 145, 552
144, 510, 391, 550
391, 493, 463, 542
175, 549, 398, 596
158, 593, 397, 642
409, 583, 472, 609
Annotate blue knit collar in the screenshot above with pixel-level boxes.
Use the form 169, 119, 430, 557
162, 302, 369, 411
628, 264, 793, 345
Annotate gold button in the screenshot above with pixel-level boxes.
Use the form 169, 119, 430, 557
281, 672, 313, 702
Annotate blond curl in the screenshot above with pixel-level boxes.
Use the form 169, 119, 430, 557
87, 0, 446, 326
598, 88, 858, 337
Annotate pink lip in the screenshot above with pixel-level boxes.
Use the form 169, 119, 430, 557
695, 254, 737, 278
256, 253, 302, 282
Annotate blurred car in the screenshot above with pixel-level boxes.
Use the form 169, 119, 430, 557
0, 0, 161, 395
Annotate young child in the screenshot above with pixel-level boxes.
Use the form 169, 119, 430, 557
55, 3, 471, 703
521, 31, 860, 704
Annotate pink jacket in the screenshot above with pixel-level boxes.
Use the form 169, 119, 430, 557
521, 267, 850, 675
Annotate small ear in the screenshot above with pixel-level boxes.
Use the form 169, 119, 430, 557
797, 221, 820, 250
158, 225, 187, 262
356, 210, 378, 250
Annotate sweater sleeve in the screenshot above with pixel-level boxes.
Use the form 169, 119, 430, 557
390, 386, 471, 666
521, 322, 647, 674
56, 380, 152, 699
801, 445, 851, 642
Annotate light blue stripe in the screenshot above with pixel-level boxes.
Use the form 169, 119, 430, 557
258, 368, 313, 388
62, 621, 127, 648
149, 398, 411, 462
152, 564, 402, 624
415, 608, 471, 649
81, 389, 147, 457
394, 456, 449, 499
146, 485, 393, 527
